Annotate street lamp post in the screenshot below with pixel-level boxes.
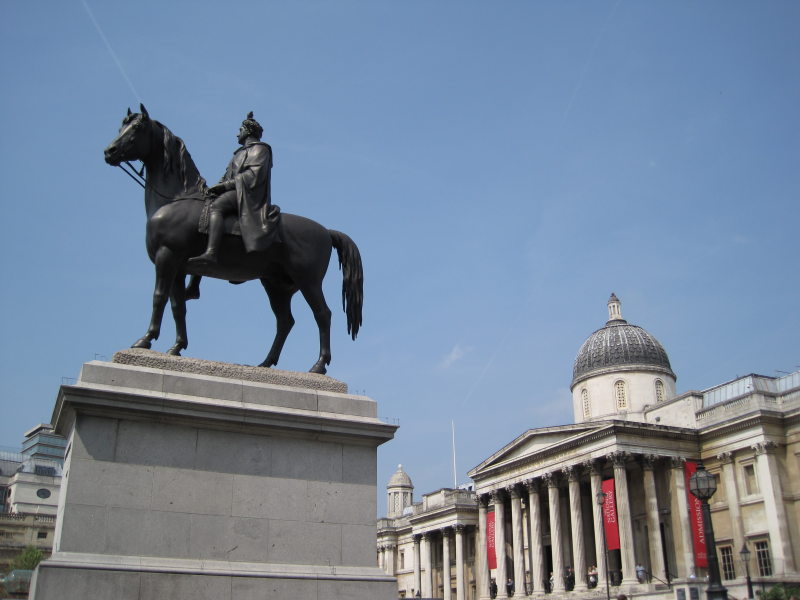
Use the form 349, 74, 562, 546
688, 461, 728, 600
740, 544, 754, 600
596, 491, 611, 600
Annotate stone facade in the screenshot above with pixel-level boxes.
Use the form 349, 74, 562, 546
381, 295, 800, 600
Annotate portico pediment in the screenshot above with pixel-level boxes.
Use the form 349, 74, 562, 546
468, 423, 604, 480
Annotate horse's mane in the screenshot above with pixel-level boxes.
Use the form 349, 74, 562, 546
154, 120, 207, 196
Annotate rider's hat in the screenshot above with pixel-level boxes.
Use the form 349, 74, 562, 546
241, 111, 263, 139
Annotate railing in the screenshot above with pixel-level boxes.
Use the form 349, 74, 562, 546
696, 390, 800, 424
0, 512, 56, 522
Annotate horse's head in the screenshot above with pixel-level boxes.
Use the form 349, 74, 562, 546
104, 104, 157, 166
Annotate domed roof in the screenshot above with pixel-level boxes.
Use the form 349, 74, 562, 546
572, 294, 675, 388
388, 464, 413, 489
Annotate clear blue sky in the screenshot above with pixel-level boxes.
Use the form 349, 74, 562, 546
1, 1, 798, 505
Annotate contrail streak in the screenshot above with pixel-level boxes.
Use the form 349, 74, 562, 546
562, 0, 621, 122
80, 0, 142, 102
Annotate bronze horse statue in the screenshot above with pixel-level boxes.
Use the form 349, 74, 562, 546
103, 105, 362, 374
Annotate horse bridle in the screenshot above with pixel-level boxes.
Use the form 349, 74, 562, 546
114, 116, 202, 201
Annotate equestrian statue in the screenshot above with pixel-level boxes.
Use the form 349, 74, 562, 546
103, 105, 363, 374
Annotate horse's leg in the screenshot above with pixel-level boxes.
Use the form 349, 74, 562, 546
299, 282, 332, 375
166, 271, 188, 355
131, 246, 178, 350
257, 280, 296, 368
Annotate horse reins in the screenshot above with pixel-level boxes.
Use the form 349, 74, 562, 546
117, 161, 203, 201
119, 161, 146, 189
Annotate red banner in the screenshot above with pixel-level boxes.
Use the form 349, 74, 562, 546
685, 461, 708, 568
487, 510, 497, 569
602, 478, 620, 550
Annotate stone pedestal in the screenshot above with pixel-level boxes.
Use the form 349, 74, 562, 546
30, 350, 397, 600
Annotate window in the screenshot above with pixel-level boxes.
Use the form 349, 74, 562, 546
719, 546, 735, 580
399, 551, 405, 570
755, 540, 773, 576
655, 379, 665, 402
582, 389, 591, 418
615, 380, 627, 409
37, 531, 48, 539
743, 464, 759, 495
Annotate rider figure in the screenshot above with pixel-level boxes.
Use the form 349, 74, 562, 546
189, 111, 273, 266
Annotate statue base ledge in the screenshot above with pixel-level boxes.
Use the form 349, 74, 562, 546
112, 348, 346, 393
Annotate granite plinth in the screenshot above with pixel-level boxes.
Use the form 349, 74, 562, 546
30, 358, 397, 600
112, 348, 348, 393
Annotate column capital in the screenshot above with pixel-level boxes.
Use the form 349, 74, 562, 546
441, 527, 451, 539
752, 440, 778, 455
491, 489, 505, 504
422, 531, 433, 541
610, 451, 630, 467
508, 484, 522, 499
543, 471, 559, 488
670, 456, 686, 469
563, 464, 580, 482
582, 459, 601, 476
524, 478, 540, 493
478, 493, 491, 508
413, 534, 422, 544
454, 524, 466, 535
716, 451, 734, 464
641, 454, 659, 470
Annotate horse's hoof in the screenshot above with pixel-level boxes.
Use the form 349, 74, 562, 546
309, 361, 327, 375
258, 359, 274, 368
167, 346, 183, 356
132, 338, 152, 349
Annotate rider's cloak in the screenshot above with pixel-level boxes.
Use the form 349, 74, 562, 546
221, 140, 273, 252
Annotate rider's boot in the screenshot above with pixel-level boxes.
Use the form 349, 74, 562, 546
189, 211, 223, 266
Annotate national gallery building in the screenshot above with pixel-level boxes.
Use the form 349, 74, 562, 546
378, 295, 800, 600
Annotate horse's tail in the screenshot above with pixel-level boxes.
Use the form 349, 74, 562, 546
329, 229, 363, 340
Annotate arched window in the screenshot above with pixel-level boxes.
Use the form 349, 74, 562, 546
655, 379, 665, 402
582, 388, 591, 418
615, 380, 627, 409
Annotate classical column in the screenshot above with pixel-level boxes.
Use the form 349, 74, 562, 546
526, 479, 546, 594
566, 465, 588, 591
611, 452, 637, 586
671, 457, 696, 579
588, 461, 608, 590
455, 525, 466, 600
423, 532, 434, 597
717, 452, 745, 557
509, 486, 526, 597
545, 472, 565, 592
442, 528, 452, 600
478, 495, 491, 600
386, 543, 396, 576
413, 534, 422, 597
378, 545, 384, 570
642, 455, 665, 582
753, 441, 796, 573
492, 489, 508, 591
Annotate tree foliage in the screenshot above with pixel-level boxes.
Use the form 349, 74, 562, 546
761, 583, 800, 600
10, 546, 44, 571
